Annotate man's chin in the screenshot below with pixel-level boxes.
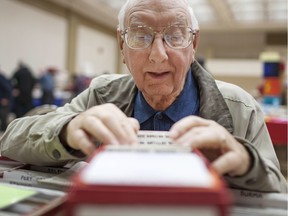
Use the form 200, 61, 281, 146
145, 89, 173, 98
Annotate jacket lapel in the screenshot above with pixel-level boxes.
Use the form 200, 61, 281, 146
192, 61, 234, 133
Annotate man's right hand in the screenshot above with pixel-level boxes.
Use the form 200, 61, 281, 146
60, 103, 140, 155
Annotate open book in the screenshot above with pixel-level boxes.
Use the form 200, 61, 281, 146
66, 131, 232, 216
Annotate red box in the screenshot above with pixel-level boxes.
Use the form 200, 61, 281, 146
65, 146, 233, 216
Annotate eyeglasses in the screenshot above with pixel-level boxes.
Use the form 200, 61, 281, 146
121, 25, 196, 50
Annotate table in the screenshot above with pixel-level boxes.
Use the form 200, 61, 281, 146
265, 117, 287, 145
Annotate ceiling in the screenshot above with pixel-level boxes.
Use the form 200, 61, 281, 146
48, 0, 287, 32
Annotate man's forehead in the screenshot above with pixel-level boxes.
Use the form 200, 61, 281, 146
126, 0, 188, 14
129, 0, 188, 6
128, 13, 188, 27
125, 0, 190, 26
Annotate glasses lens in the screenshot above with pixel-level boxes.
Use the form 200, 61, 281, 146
164, 26, 193, 48
125, 26, 153, 49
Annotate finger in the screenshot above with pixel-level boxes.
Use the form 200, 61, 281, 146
68, 129, 97, 156
211, 151, 242, 175
99, 115, 138, 144
169, 116, 210, 139
172, 126, 203, 146
126, 118, 140, 144
93, 104, 138, 144
173, 126, 223, 149
82, 116, 119, 145
128, 117, 140, 133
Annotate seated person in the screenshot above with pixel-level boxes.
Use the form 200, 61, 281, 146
0, 0, 287, 193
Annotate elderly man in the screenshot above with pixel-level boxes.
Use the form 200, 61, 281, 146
0, 0, 287, 193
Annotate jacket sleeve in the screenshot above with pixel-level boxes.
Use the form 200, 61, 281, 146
223, 96, 287, 193
0, 87, 95, 166
0, 74, 130, 166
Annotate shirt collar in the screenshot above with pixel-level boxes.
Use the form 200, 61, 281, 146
164, 69, 199, 122
134, 89, 156, 124
134, 68, 199, 124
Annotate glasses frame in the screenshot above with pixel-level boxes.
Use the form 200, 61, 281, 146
121, 25, 197, 50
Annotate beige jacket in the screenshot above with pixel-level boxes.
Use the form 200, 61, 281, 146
1, 62, 287, 193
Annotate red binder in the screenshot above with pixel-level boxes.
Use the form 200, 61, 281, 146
66, 145, 233, 216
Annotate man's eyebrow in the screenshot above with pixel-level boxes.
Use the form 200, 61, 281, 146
129, 22, 188, 27
129, 22, 147, 27
175, 15, 189, 25
128, 15, 144, 26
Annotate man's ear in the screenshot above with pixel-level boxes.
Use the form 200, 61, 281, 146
117, 29, 125, 64
117, 29, 124, 51
192, 30, 200, 50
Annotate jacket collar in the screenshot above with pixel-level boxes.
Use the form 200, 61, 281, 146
191, 61, 234, 133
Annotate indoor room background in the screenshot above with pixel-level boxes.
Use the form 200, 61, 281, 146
0, 0, 287, 97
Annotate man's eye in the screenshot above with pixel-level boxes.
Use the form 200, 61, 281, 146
172, 34, 182, 39
166, 34, 183, 41
135, 35, 146, 40
136, 34, 152, 41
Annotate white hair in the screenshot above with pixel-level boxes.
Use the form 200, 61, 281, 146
118, 0, 199, 31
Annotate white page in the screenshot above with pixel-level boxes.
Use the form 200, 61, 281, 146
81, 151, 213, 187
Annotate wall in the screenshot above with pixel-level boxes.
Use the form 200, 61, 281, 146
0, 0, 118, 79
196, 31, 287, 93
0, 0, 286, 94
76, 26, 118, 76
0, 0, 67, 76
204, 59, 263, 93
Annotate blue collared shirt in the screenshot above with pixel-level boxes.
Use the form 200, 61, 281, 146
133, 69, 199, 131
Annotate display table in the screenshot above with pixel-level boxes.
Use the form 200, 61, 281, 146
265, 117, 287, 145
262, 105, 287, 145
262, 105, 287, 178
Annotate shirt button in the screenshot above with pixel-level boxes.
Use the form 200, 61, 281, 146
52, 149, 61, 160
155, 112, 163, 120
246, 178, 257, 185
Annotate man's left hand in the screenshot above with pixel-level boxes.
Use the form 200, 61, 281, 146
169, 116, 251, 177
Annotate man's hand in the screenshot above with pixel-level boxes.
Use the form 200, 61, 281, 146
169, 116, 251, 177
60, 103, 140, 156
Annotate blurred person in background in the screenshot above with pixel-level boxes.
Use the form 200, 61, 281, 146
11, 62, 36, 118
0, 67, 12, 131
73, 74, 92, 96
39, 67, 57, 105
65, 74, 92, 102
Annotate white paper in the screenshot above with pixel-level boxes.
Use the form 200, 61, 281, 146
137, 130, 173, 145
81, 151, 213, 187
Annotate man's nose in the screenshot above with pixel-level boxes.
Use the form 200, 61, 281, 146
148, 36, 168, 63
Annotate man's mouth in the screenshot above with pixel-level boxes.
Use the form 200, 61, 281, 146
147, 71, 170, 79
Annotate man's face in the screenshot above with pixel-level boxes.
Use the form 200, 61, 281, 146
118, 0, 198, 108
